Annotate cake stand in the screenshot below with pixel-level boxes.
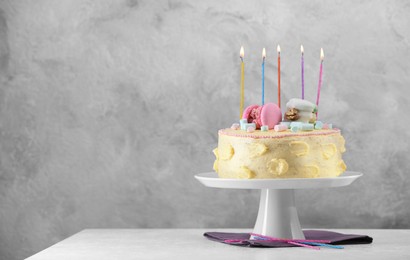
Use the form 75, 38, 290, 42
195, 171, 362, 239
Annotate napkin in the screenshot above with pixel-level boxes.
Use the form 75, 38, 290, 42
204, 230, 373, 248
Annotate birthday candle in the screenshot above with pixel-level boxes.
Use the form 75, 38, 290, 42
277, 45, 281, 108
301, 45, 305, 99
316, 48, 324, 117
262, 48, 266, 105
239, 46, 245, 119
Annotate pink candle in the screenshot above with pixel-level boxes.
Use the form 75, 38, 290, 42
316, 48, 324, 117
262, 48, 266, 105
301, 45, 305, 99
277, 45, 281, 108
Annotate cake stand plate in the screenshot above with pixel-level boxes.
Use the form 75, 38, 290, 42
195, 171, 362, 240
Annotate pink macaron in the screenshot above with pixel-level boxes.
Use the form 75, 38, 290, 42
242, 103, 282, 129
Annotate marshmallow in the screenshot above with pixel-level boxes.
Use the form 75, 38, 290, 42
261, 125, 269, 132
247, 126, 256, 132
244, 123, 256, 131
315, 121, 323, 130
280, 121, 291, 128
290, 122, 303, 128
240, 119, 248, 130
274, 124, 288, 132
291, 125, 300, 132
323, 123, 333, 129
301, 123, 314, 131
231, 123, 240, 130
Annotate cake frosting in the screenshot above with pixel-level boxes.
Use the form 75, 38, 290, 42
213, 98, 347, 179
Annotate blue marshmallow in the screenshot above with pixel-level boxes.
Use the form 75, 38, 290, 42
244, 123, 256, 130
290, 122, 303, 128
315, 121, 323, 130
240, 119, 248, 130
301, 123, 314, 131
291, 125, 300, 132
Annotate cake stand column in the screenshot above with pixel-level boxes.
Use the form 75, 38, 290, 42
253, 189, 305, 239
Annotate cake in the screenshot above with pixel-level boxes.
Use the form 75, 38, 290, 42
213, 99, 347, 179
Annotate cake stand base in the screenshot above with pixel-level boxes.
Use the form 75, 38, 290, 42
254, 189, 304, 239
195, 171, 362, 239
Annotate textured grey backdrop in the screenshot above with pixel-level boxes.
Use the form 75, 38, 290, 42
0, 0, 409, 259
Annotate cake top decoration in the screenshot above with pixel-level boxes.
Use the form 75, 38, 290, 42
242, 103, 282, 130
285, 98, 317, 123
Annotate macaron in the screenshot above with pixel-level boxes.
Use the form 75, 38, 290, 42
285, 98, 317, 123
242, 103, 282, 129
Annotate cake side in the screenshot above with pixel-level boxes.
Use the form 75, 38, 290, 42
213, 129, 346, 179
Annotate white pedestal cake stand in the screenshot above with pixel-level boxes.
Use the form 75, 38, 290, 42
195, 171, 362, 240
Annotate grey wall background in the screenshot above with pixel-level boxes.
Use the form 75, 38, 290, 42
0, 0, 409, 259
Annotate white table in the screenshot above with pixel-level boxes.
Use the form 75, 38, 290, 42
26, 229, 410, 260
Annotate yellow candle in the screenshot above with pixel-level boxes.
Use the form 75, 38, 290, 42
240, 46, 245, 119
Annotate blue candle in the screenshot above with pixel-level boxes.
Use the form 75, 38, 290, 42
262, 48, 266, 105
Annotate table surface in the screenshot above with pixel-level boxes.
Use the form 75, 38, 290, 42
26, 229, 410, 260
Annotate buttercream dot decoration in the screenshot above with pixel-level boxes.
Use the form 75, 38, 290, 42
213, 160, 219, 173
321, 143, 337, 159
238, 166, 255, 179
267, 158, 289, 176
248, 143, 268, 158
219, 144, 234, 160
301, 165, 320, 178
339, 160, 347, 173
213, 148, 219, 160
289, 141, 310, 156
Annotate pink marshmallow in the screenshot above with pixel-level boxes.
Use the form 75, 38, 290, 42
231, 123, 240, 130
246, 126, 256, 133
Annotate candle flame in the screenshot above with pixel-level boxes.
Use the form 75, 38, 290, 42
301, 45, 304, 54
277, 45, 281, 53
240, 46, 244, 59
262, 48, 266, 59
320, 48, 324, 60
